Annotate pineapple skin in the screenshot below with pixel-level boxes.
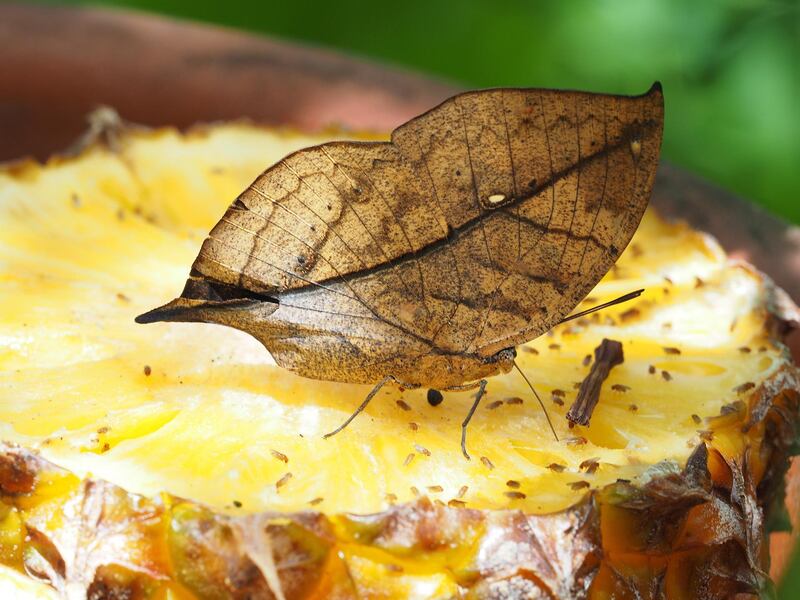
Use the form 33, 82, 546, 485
0, 122, 798, 599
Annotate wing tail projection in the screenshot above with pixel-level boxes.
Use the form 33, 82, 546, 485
136, 276, 278, 325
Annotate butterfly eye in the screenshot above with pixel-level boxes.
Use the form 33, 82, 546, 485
427, 389, 444, 406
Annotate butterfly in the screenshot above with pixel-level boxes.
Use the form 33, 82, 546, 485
137, 83, 664, 459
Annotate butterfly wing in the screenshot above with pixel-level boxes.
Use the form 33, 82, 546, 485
393, 84, 664, 355
145, 84, 663, 375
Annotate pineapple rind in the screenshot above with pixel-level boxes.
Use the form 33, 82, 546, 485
0, 564, 57, 599
0, 123, 798, 598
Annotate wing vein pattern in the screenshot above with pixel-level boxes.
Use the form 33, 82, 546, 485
183, 85, 663, 383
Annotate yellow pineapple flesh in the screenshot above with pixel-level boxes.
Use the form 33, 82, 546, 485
0, 123, 797, 598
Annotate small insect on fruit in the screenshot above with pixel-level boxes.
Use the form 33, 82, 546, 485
137, 84, 664, 459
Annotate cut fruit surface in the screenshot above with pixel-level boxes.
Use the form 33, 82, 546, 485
0, 124, 791, 515
0, 122, 797, 598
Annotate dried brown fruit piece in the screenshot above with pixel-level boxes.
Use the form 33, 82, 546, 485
567, 339, 625, 426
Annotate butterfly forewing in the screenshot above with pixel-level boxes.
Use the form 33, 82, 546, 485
395, 86, 663, 355
186, 84, 663, 363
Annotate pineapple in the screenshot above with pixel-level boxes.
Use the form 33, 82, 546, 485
0, 122, 797, 599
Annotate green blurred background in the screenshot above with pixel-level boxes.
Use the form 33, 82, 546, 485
55, 0, 799, 223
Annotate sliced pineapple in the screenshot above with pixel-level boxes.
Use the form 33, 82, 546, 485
0, 565, 56, 600
0, 123, 797, 598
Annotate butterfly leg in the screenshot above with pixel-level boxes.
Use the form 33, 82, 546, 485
513, 361, 559, 441
445, 379, 488, 461
323, 375, 418, 439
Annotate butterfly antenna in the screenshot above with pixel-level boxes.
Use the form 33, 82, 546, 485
513, 361, 558, 442
558, 289, 644, 325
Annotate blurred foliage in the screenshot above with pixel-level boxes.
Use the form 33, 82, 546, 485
58, 0, 798, 222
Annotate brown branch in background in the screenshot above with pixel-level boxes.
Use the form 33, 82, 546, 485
567, 339, 624, 427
